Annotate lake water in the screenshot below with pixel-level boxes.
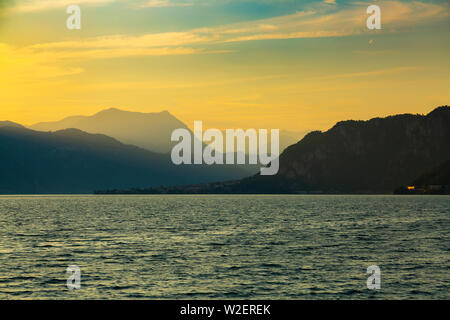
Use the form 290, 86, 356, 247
0, 195, 448, 299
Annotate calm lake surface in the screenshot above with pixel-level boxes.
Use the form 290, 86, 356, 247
0, 195, 448, 299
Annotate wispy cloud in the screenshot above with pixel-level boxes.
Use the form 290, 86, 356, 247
23, 1, 450, 52
138, 0, 194, 8
11, 0, 117, 13
211, 0, 449, 43
315, 66, 422, 80
28, 32, 211, 50
5, 1, 449, 66
0, 44, 84, 83
10, 0, 196, 13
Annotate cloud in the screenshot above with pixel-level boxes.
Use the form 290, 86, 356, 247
22, 31, 217, 60
45, 47, 203, 60
8, 1, 449, 62
324, 0, 337, 4
28, 32, 211, 50
211, 0, 449, 43
375, 1, 449, 25
10, 0, 195, 13
138, 0, 193, 8
11, 0, 117, 13
0, 43, 84, 84
5, 42, 207, 65
315, 66, 422, 80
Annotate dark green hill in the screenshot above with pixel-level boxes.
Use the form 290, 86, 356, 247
0, 126, 249, 194
413, 159, 450, 186
236, 106, 450, 193
394, 159, 450, 194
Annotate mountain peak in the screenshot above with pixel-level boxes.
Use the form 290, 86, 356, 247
94, 107, 124, 115
0, 121, 24, 128
104, 107, 121, 112
94, 107, 173, 118
30, 107, 188, 153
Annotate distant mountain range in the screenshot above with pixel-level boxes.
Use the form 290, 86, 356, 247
3, 106, 449, 194
29, 108, 306, 154
101, 106, 450, 194
30, 108, 185, 154
0, 126, 251, 194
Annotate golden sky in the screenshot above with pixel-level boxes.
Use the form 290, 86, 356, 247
0, 0, 449, 131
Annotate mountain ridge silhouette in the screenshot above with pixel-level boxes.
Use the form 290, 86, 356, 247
98, 106, 450, 194
30, 108, 187, 154
0, 126, 251, 194
29, 107, 307, 154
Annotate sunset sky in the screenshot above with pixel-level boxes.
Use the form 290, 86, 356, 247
0, 0, 449, 131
